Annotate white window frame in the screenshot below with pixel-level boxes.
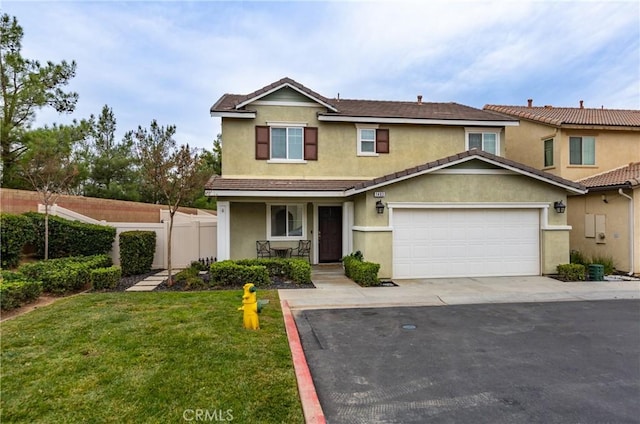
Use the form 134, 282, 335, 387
356, 124, 379, 156
266, 203, 306, 241
465, 128, 501, 155
569, 136, 596, 166
267, 122, 307, 163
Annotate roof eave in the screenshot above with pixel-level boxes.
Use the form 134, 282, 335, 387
318, 115, 519, 126
205, 189, 347, 198
210, 111, 256, 118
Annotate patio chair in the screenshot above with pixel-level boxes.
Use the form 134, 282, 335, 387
256, 240, 272, 258
291, 240, 311, 261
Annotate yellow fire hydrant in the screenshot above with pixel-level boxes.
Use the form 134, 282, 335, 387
238, 283, 260, 330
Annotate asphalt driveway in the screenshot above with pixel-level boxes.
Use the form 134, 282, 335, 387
295, 300, 640, 424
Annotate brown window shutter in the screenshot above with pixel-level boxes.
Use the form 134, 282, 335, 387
376, 128, 389, 153
255, 126, 269, 160
304, 127, 318, 160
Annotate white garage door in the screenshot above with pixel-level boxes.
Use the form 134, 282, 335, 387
393, 209, 540, 279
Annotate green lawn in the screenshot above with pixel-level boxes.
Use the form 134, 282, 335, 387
1, 290, 303, 423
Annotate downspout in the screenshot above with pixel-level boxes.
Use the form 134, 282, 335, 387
618, 189, 634, 275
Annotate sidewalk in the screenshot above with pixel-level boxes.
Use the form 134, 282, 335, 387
125, 270, 172, 291
278, 264, 640, 310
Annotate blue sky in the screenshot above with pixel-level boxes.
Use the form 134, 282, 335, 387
4, 0, 639, 151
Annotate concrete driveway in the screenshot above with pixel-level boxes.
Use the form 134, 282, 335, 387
295, 300, 640, 424
278, 265, 640, 310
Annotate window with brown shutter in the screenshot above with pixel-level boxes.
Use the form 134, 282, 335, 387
376, 128, 389, 153
304, 127, 318, 160
255, 126, 269, 160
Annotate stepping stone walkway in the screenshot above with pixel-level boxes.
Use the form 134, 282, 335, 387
125, 270, 178, 292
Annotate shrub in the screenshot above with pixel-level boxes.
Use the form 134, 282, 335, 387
343, 254, 381, 287
90, 266, 122, 290
590, 255, 615, 275
24, 212, 116, 259
557, 264, 586, 281
119, 231, 156, 276
0, 213, 36, 268
570, 250, 589, 266
0, 277, 43, 310
189, 260, 209, 272
209, 261, 270, 287
18, 255, 112, 294
234, 258, 311, 284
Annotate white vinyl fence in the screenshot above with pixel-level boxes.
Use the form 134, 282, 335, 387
39, 204, 217, 269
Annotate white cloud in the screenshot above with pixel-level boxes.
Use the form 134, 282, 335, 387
3, 0, 638, 150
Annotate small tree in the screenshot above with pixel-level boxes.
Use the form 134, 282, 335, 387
18, 123, 87, 259
131, 120, 209, 284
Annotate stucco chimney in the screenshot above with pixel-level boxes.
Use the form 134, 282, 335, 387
527, 99, 533, 108
579, 100, 584, 109
417, 95, 423, 105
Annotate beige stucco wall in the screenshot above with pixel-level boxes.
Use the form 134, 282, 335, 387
221, 107, 506, 179
350, 170, 572, 278
229, 201, 315, 259
568, 188, 637, 273
504, 120, 640, 181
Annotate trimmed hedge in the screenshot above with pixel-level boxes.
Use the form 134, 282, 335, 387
557, 263, 586, 281
234, 258, 312, 284
1, 213, 36, 268
19, 255, 113, 294
0, 271, 43, 310
24, 212, 116, 259
343, 254, 380, 287
119, 231, 156, 276
90, 266, 122, 290
209, 261, 270, 287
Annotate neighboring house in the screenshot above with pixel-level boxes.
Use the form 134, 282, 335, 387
569, 163, 639, 275
483, 101, 640, 181
484, 102, 640, 274
207, 78, 585, 279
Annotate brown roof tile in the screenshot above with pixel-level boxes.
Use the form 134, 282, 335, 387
579, 162, 640, 188
210, 78, 517, 122
484, 105, 640, 127
206, 150, 585, 194
205, 176, 366, 192
351, 149, 585, 192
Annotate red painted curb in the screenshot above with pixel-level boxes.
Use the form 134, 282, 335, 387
281, 300, 327, 424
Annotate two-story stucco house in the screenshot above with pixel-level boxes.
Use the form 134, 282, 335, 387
484, 102, 640, 275
207, 78, 585, 279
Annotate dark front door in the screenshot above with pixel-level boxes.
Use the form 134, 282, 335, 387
318, 206, 342, 262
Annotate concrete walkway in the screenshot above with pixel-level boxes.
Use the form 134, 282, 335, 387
278, 264, 640, 310
125, 270, 172, 292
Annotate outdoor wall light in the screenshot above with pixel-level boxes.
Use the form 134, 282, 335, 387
553, 200, 566, 214
375, 200, 385, 214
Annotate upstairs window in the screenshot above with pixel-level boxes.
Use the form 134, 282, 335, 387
569, 136, 595, 165
356, 125, 389, 156
465, 128, 500, 155
255, 125, 317, 161
544, 139, 554, 167
272, 127, 303, 160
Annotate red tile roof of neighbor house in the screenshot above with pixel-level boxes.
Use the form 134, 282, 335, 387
210, 77, 517, 122
483, 104, 640, 127
205, 150, 586, 193
579, 162, 640, 188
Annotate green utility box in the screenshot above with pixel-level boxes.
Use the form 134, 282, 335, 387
588, 264, 605, 281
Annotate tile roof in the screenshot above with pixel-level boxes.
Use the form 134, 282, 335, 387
205, 176, 366, 192
205, 150, 585, 194
483, 105, 640, 127
578, 162, 640, 188
210, 77, 517, 122
351, 149, 585, 192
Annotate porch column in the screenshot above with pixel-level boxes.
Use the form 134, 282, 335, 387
216, 201, 230, 260
343, 201, 354, 257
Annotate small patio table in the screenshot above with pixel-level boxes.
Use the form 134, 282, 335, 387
271, 247, 292, 258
